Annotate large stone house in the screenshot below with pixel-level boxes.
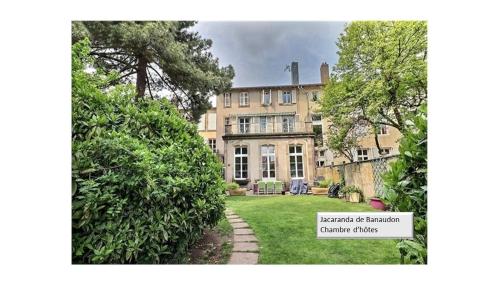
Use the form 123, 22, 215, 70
197, 62, 402, 186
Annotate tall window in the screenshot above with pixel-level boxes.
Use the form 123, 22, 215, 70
239, 92, 249, 106
262, 90, 271, 105
377, 124, 388, 135
289, 145, 304, 178
259, 116, 268, 133
357, 149, 369, 161
261, 145, 276, 180
234, 146, 248, 180
282, 91, 292, 104
282, 116, 295, 133
208, 139, 216, 153
238, 117, 250, 134
224, 93, 231, 107
224, 117, 231, 134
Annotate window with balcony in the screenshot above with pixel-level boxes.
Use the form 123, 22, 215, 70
239, 92, 249, 106
289, 145, 304, 178
261, 145, 276, 180
282, 116, 295, 133
238, 117, 250, 134
259, 116, 268, 133
234, 146, 248, 180
224, 93, 231, 107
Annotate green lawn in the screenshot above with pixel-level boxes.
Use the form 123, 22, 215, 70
226, 195, 400, 264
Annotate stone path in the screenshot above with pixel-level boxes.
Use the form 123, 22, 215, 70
225, 209, 259, 264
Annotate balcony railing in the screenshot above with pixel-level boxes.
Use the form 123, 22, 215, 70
224, 121, 311, 135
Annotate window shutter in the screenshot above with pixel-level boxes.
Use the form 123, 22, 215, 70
261, 90, 265, 105
269, 89, 272, 105
278, 90, 283, 105
291, 90, 297, 104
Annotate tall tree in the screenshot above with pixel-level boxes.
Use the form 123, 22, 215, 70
321, 21, 427, 155
72, 21, 234, 121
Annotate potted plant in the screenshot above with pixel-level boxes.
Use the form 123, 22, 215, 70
226, 182, 246, 196
370, 197, 386, 210
312, 179, 331, 195
341, 186, 363, 203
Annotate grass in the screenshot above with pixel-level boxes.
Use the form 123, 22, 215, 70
215, 217, 233, 264
226, 195, 400, 264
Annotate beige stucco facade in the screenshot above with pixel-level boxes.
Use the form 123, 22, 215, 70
197, 62, 403, 187
214, 83, 324, 186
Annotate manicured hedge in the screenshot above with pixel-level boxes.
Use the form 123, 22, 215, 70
72, 40, 225, 263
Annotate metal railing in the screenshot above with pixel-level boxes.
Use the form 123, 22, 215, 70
224, 121, 311, 135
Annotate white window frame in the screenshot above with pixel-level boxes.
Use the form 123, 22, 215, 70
259, 116, 268, 133
208, 139, 216, 153
262, 89, 271, 106
238, 117, 250, 134
282, 91, 292, 104
234, 146, 248, 180
289, 145, 304, 179
379, 147, 391, 156
356, 149, 369, 161
261, 145, 276, 181
239, 92, 249, 106
282, 116, 295, 133
224, 93, 231, 107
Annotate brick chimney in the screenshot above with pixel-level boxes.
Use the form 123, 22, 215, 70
320, 62, 330, 84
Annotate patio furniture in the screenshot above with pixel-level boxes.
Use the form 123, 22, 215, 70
266, 181, 275, 194
257, 181, 266, 195
274, 181, 283, 194
301, 181, 309, 194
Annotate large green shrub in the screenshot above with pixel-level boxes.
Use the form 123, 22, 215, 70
382, 104, 427, 264
72, 39, 225, 263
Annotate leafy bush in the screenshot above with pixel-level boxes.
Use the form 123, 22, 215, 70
382, 104, 427, 264
72, 39, 225, 264
225, 182, 240, 191
318, 179, 332, 188
341, 185, 362, 195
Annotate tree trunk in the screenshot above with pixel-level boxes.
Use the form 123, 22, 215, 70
136, 56, 147, 98
373, 129, 382, 155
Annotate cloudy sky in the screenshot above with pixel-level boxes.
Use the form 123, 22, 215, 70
193, 21, 347, 88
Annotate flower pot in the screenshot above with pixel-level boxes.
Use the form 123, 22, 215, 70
311, 187, 329, 195
370, 198, 385, 210
349, 192, 360, 203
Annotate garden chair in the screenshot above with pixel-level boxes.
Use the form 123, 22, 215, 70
274, 181, 283, 194
257, 181, 266, 195
266, 181, 275, 195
